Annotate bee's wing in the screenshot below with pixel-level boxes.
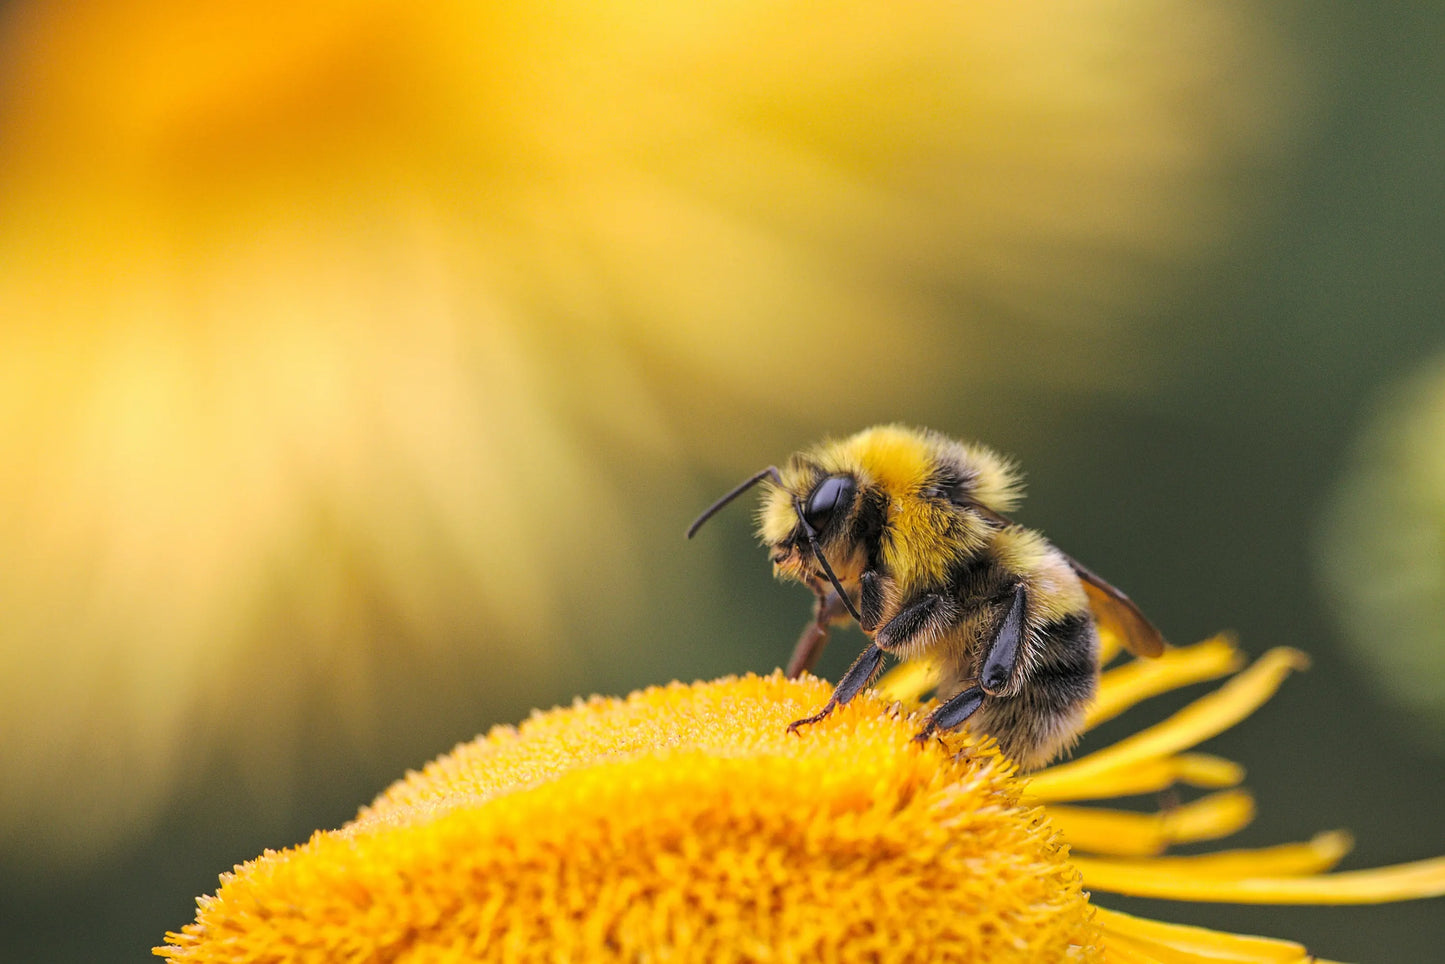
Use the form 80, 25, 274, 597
1066, 557, 1165, 658
956, 499, 1164, 658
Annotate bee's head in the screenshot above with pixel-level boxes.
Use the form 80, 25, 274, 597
687, 462, 864, 620
688, 426, 1022, 610
759, 469, 861, 578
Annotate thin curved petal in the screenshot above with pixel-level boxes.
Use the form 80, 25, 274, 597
1033, 648, 1309, 795
1077, 854, 1445, 904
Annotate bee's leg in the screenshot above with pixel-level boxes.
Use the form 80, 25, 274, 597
786, 619, 830, 680
914, 584, 1027, 743
873, 591, 953, 652
787, 643, 885, 734
858, 569, 885, 633
913, 686, 985, 744
786, 588, 852, 679
980, 584, 1028, 695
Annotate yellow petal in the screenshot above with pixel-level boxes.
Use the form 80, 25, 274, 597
872, 655, 940, 705
1095, 905, 1312, 963
1087, 635, 1245, 730
1028, 752, 1244, 804
1035, 648, 1309, 797
1097, 627, 1125, 667
1076, 853, 1445, 904
1102, 939, 1168, 963
1081, 831, 1353, 881
1049, 790, 1255, 857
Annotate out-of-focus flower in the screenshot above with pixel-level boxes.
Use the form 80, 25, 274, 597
1318, 356, 1445, 748
158, 641, 1445, 962
0, 0, 1302, 862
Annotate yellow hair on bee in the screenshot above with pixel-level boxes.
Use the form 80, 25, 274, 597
756, 426, 935, 551
712, 424, 1164, 769
932, 437, 1024, 516
819, 425, 941, 495
878, 497, 969, 595
991, 527, 1087, 623
757, 425, 1024, 595
856, 428, 1021, 596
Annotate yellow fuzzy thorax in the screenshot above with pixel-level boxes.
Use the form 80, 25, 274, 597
759, 425, 1023, 594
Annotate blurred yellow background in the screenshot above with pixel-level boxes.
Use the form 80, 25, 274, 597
0, 2, 1440, 961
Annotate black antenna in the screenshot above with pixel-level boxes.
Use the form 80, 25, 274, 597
686, 466, 782, 539
687, 465, 862, 623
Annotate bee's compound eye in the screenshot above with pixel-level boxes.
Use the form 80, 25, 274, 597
803, 475, 854, 532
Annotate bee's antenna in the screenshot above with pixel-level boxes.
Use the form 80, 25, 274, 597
796, 503, 863, 623
686, 466, 783, 539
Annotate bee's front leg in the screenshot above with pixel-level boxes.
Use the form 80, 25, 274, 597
789, 584, 951, 735
786, 567, 889, 678
786, 643, 885, 734
858, 568, 886, 633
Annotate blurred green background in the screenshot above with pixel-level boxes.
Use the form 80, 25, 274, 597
1, 1, 1442, 961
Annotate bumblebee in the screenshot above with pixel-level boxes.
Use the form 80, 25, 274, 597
687, 425, 1163, 768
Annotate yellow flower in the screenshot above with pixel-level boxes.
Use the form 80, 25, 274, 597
158, 636, 1445, 962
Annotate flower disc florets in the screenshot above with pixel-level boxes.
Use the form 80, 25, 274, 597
159, 673, 1096, 963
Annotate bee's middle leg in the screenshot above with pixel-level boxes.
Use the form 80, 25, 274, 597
873, 591, 951, 651
914, 584, 1027, 744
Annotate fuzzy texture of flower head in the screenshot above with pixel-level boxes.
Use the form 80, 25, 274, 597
160, 674, 1095, 962
159, 637, 1445, 963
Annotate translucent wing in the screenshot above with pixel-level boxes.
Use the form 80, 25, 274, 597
1068, 557, 1165, 658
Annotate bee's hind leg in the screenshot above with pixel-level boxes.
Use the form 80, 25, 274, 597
914, 584, 1026, 744
913, 686, 985, 744
980, 584, 1027, 695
